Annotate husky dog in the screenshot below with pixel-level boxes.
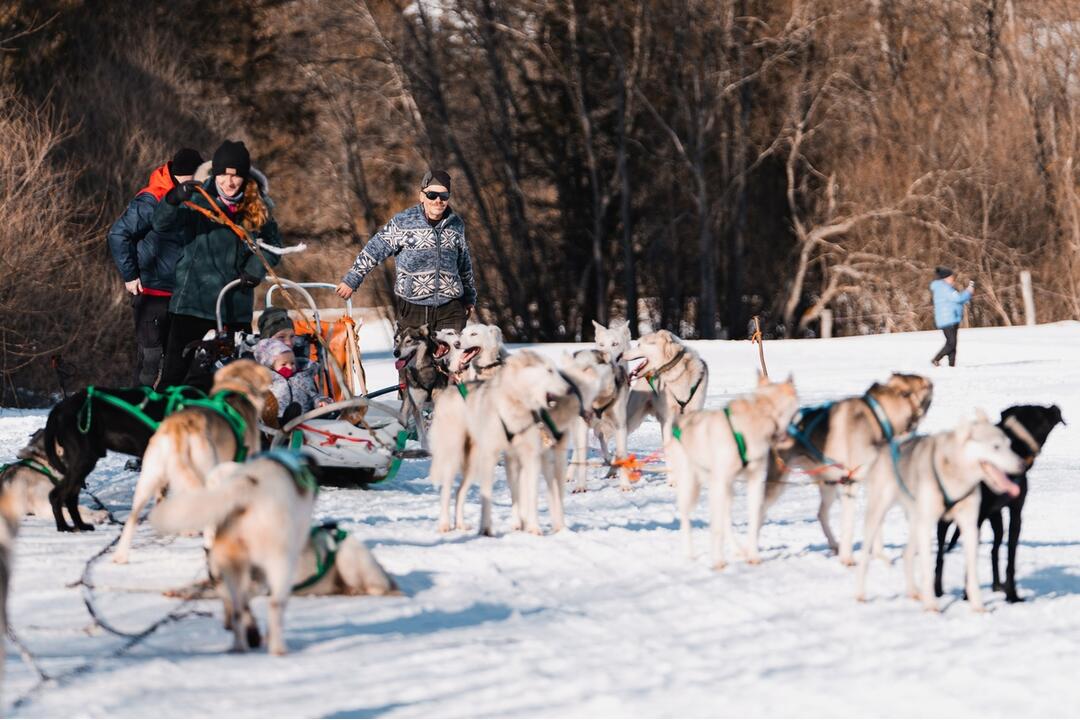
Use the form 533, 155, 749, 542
1, 430, 109, 526
573, 320, 649, 492
855, 411, 1025, 612
623, 330, 709, 440
291, 523, 399, 597
765, 373, 933, 565
667, 375, 799, 569
935, 404, 1064, 603
504, 351, 605, 533
113, 360, 273, 564
394, 324, 451, 449
428, 350, 573, 535
447, 324, 508, 382
151, 452, 317, 654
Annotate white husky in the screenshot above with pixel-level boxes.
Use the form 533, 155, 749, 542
151, 452, 317, 654
428, 350, 574, 535
854, 411, 1025, 612
667, 375, 799, 569
623, 330, 709, 441
574, 320, 665, 491
447, 324, 508, 382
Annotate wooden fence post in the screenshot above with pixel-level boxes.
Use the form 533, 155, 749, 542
820, 309, 833, 339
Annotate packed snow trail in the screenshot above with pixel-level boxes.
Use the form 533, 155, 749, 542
2, 323, 1079, 717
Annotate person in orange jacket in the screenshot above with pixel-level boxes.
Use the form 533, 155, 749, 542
107, 148, 204, 386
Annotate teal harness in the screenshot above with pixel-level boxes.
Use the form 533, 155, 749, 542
862, 392, 915, 500
257, 449, 320, 496
78, 385, 252, 462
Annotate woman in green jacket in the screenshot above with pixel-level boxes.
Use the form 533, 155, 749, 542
153, 140, 282, 388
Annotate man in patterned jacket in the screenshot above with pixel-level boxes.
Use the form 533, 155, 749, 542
336, 169, 476, 333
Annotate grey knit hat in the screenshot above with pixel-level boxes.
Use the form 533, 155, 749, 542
254, 337, 292, 368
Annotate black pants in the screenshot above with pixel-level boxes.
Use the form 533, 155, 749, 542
157, 313, 246, 390
131, 294, 171, 386
933, 324, 959, 366
396, 297, 468, 334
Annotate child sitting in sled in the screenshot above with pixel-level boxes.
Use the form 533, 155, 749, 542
254, 337, 330, 426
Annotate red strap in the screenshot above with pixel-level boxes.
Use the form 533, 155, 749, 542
296, 423, 375, 450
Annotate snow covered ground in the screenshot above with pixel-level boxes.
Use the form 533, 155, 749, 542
3, 322, 1079, 717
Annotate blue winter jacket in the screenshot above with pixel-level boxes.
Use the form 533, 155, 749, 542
106, 164, 184, 292
342, 204, 477, 307
930, 279, 972, 328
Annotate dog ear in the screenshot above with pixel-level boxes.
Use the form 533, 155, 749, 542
592, 319, 606, 333
954, 416, 974, 443
973, 407, 990, 424
418, 323, 430, 337
757, 370, 770, 387
492, 325, 504, 345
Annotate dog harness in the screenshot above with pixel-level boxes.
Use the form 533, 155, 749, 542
644, 349, 704, 413
724, 406, 749, 468
77, 385, 209, 434
0, 458, 60, 485
77, 385, 251, 461
292, 522, 349, 592
258, 449, 320, 496
927, 436, 978, 512
862, 391, 913, 497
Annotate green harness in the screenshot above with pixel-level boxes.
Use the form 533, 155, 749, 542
0, 458, 61, 485
292, 524, 349, 592
671, 405, 748, 468
259, 450, 320, 496
644, 349, 704, 413
78, 385, 251, 461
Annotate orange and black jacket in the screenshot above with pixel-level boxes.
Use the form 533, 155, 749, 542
106, 163, 184, 294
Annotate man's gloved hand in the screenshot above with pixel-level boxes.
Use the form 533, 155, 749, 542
164, 180, 198, 206
239, 270, 262, 288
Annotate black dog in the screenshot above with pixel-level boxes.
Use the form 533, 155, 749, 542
935, 404, 1064, 602
41, 385, 206, 532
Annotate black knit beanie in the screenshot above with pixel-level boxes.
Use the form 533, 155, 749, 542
212, 140, 251, 179
170, 148, 204, 177
934, 266, 955, 280
421, 169, 452, 191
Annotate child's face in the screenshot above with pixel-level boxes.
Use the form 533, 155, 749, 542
272, 328, 296, 347
272, 351, 296, 373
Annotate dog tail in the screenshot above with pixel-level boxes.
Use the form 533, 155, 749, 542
150, 466, 252, 535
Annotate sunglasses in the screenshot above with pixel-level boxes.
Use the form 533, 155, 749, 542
423, 190, 450, 201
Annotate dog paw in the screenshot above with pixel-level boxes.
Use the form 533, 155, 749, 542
745, 554, 762, 566
839, 555, 856, 567
855, 593, 866, 603
246, 625, 263, 649
571, 485, 588, 494
969, 604, 987, 614
437, 521, 452, 533
111, 553, 129, 565
526, 525, 543, 536
922, 603, 941, 614
712, 560, 728, 571
1006, 593, 1025, 604
619, 484, 634, 493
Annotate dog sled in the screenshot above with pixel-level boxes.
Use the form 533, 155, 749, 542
216, 278, 408, 486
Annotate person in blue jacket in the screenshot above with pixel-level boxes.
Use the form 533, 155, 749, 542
930, 266, 974, 367
107, 147, 204, 386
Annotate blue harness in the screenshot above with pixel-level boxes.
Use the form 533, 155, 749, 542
862, 393, 915, 500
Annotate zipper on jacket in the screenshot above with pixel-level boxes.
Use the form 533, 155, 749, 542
432, 215, 443, 307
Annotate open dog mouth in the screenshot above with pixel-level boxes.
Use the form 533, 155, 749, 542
433, 341, 451, 359
628, 358, 651, 380
981, 460, 1021, 498
394, 349, 416, 371
460, 346, 481, 366
546, 392, 560, 407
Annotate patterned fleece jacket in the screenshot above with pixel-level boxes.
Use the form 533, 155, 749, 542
341, 204, 476, 307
